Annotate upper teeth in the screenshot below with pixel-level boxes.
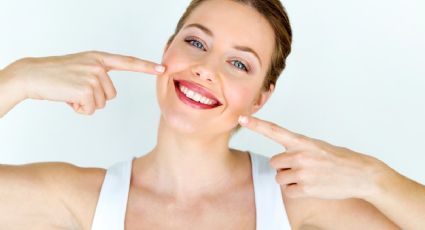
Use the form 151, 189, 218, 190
179, 85, 217, 105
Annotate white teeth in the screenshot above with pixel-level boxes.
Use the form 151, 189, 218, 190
187, 90, 194, 98
200, 97, 207, 104
179, 85, 217, 105
193, 94, 201, 102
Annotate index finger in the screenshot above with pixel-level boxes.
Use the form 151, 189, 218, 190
95, 51, 165, 74
238, 115, 307, 148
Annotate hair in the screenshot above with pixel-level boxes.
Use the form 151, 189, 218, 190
167, 0, 293, 91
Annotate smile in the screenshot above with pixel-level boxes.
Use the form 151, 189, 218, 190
174, 80, 222, 110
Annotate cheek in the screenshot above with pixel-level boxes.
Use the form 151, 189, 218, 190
162, 43, 196, 72
162, 50, 184, 72
223, 82, 257, 115
157, 46, 189, 100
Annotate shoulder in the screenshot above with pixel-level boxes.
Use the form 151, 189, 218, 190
29, 162, 106, 229
231, 150, 274, 178
1, 161, 106, 195
0, 162, 106, 229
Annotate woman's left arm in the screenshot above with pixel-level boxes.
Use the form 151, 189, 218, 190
363, 165, 425, 230
239, 116, 425, 230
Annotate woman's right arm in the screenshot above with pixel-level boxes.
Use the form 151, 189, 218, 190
0, 51, 165, 118
0, 51, 166, 228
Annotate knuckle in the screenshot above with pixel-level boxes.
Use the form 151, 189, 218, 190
292, 152, 314, 167
86, 76, 100, 87
293, 134, 306, 143
294, 169, 309, 183
81, 106, 95, 115
91, 65, 105, 75
108, 90, 117, 100
81, 51, 95, 58
79, 85, 93, 98
293, 170, 303, 180
319, 148, 329, 157
291, 152, 305, 164
269, 122, 280, 134
87, 109, 95, 115
275, 173, 286, 184
300, 152, 314, 165
125, 56, 138, 64
86, 50, 101, 57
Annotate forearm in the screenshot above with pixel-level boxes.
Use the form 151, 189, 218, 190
0, 68, 26, 118
364, 163, 425, 230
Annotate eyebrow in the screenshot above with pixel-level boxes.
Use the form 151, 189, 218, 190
183, 23, 263, 67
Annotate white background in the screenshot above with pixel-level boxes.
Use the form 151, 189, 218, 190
0, 0, 424, 184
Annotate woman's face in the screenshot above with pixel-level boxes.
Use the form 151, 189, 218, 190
157, 0, 275, 135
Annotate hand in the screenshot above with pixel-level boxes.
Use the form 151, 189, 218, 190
1, 51, 165, 115
239, 115, 389, 200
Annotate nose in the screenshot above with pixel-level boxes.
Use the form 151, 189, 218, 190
191, 60, 216, 82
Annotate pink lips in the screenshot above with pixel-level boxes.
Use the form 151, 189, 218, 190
174, 80, 222, 110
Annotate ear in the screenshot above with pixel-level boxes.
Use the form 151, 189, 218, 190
250, 84, 275, 114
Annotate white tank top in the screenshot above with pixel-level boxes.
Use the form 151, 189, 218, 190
91, 152, 290, 229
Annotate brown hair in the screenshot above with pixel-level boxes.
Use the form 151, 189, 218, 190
167, 0, 292, 91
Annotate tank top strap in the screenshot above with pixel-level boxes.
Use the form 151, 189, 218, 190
249, 152, 291, 230
91, 158, 134, 230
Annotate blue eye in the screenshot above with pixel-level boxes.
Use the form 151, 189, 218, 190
185, 38, 206, 51
231, 60, 249, 72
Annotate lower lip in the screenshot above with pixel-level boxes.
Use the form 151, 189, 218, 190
174, 81, 219, 110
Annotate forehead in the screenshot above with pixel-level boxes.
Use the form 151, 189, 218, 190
182, 0, 275, 67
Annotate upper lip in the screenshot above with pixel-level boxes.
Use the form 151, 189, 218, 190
174, 79, 222, 105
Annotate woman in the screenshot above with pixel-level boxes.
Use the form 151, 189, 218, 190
0, 0, 424, 229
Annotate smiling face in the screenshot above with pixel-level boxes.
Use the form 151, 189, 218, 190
157, 0, 276, 136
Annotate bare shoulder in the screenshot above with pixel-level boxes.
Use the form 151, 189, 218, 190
36, 162, 106, 229
281, 187, 400, 230
0, 162, 106, 229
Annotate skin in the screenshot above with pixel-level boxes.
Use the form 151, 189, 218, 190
240, 116, 418, 229
0, 51, 165, 117
0, 0, 424, 229
0, 51, 166, 229
126, 1, 273, 228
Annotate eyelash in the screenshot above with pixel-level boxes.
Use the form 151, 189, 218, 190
184, 37, 250, 73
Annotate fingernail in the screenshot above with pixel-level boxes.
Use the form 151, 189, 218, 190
238, 116, 248, 125
155, 65, 165, 73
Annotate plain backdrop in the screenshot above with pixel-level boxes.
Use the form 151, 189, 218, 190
0, 0, 424, 184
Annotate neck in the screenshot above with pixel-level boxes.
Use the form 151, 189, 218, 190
141, 117, 240, 200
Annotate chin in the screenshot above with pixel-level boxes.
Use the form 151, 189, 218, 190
158, 105, 240, 137
160, 111, 205, 134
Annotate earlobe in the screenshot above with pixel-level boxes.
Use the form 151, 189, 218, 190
250, 84, 275, 114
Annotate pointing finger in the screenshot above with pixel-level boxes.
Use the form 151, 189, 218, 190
238, 115, 307, 148
94, 51, 166, 75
